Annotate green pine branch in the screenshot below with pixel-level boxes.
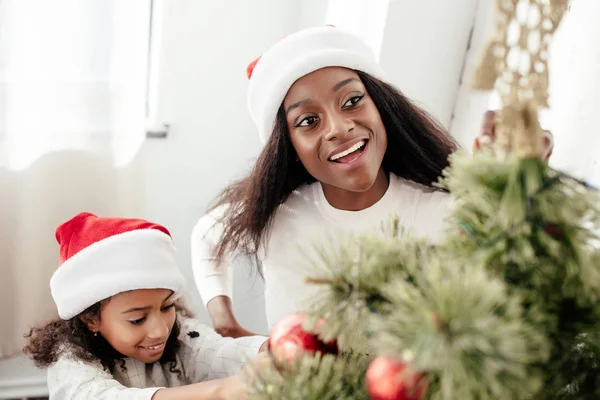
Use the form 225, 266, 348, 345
438, 151, 600, 398
370, 256, 549, 400
250, 150, 600, 399
301, 229, 435, 350
248, 351, 371, 400
439, 152, 600, 309
550, 331, 600, 400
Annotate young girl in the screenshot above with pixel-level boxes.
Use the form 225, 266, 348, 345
24, 212, 267, 399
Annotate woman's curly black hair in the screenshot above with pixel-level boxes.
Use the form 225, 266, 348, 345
23, 298, 192, 378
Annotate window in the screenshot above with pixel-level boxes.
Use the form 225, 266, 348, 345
0, 0, 152, 170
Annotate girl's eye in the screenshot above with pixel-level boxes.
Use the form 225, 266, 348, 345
130, 317, 146, 325
162, 303, 175, 312
296, 116, 319, 128
343, 95, 364, 108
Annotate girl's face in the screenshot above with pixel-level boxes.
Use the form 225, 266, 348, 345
284, 67, 388, 197
88, 289, 176, 364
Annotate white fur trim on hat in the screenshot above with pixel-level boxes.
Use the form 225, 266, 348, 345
50, 229, 186, 319
247, 25, 387, 144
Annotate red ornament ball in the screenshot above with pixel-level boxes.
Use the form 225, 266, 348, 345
543, 223, 564, 240
268, 312, 338, 364
366, 356, 427, 400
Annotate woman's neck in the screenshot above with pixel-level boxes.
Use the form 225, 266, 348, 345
321, 169, 389, 211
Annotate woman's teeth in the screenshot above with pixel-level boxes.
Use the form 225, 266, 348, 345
141, 343, 164, 350
329, 140, 366, 161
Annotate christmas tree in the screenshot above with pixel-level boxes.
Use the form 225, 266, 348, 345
248, 1, 600, 399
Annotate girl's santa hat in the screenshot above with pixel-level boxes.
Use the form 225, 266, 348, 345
50, 212, 186, 319
246, 25, 387, 144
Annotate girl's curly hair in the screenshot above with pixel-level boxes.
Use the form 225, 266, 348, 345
23, 298, 193, 377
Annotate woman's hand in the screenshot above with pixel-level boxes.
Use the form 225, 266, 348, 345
207, 296, 258, 338
472, 110, 554, 162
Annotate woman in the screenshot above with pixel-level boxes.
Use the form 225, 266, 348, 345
191, 26, 554, 338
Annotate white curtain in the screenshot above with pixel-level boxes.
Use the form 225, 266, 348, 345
0, 0, 151, 359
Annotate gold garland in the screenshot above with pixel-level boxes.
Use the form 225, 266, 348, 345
473, 0, 568, 158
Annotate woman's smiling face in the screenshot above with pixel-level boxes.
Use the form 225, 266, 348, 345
283, 67, 387, 194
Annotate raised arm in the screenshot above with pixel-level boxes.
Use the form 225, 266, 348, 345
47, 356, 246, 400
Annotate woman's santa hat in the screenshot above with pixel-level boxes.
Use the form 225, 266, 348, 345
50, 212, 186, 320
246, 25, 387, 144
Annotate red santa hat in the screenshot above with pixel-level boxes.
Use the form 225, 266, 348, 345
246, 25, 387, 144
50, 212, 186, 319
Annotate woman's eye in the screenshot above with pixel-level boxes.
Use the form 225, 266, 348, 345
296, 116, 318, 127
130, 317, 146, 325
343, 95, 364, 108
162, 303, 175, 312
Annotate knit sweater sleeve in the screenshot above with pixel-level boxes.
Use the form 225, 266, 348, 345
47, 356, 160, 400
191, 206, 233, 307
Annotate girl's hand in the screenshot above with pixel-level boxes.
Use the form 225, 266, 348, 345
219, 375, 251, 400
222, 352, 273, 399
472, 110, 554, 161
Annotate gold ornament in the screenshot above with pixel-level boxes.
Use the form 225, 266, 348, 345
473, 0, 568, 158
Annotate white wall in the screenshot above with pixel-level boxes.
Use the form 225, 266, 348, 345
141, 0, 306, 334
380, 0, 479, 129
449, 0, 496, 147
